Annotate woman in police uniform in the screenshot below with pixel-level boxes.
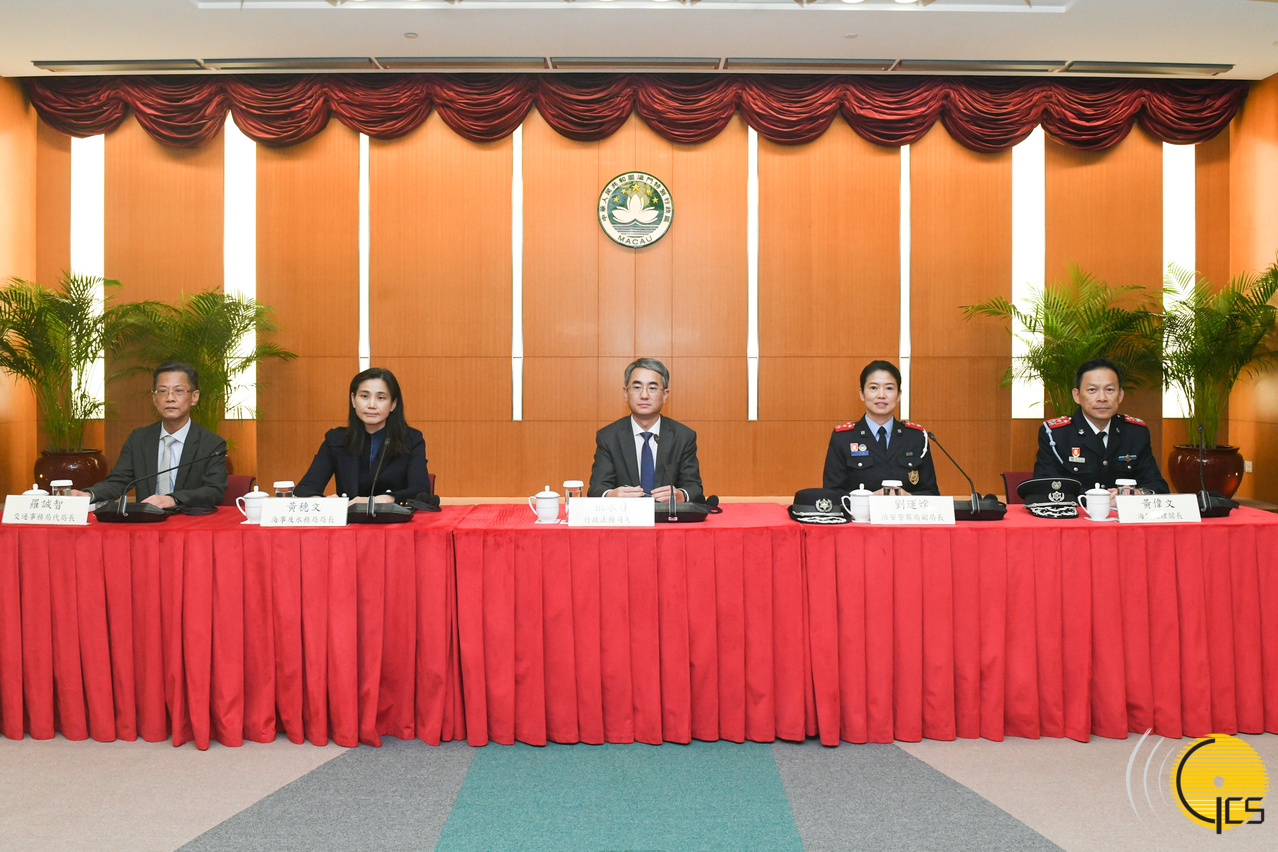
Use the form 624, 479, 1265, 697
822, 360, 938, 495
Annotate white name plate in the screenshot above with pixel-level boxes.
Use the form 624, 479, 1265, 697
3, 494, 91, 526
1115, 493, 1202, 524
568, 497, 655, 527
868, 495, 956, 525
260, 496, 348, 527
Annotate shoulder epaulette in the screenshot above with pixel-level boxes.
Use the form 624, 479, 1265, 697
1046, 416, 1072, 428
834, 421, 857, 432
901, 420, 926, 432
1121, 414, 1147, 426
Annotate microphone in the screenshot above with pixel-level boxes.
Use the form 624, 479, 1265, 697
653, 433, 676, 520
94, 445, 229, 524
347, 436, 413, 524
1195, 422, 1237, 518
651, 432, 710, 523
926, 431, 1005, 522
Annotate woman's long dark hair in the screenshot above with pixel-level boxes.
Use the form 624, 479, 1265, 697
344, 367, 410, 458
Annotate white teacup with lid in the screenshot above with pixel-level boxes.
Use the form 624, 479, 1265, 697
529, 486, 560, 523
1077, 483, 1112, 520
23, 483, 48, 496
841, 484, 872, 523
237, 487, 270, 524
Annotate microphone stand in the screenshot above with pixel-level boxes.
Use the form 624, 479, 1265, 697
927, 432, 979, 515
927, 431, 1005, 521
653, 433, 677, 521
95, 446, 228, 523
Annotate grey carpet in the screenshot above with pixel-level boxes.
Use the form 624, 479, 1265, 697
772, 740, 1065, 852
179, 737, 474, 852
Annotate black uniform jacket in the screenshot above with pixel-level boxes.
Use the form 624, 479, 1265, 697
295, 427, 431, 502
588, 415, 704, 500
87, 420, 228, 508
822, 416, 939, 495
1033, 409, 1169, 493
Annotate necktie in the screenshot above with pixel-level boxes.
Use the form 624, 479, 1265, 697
158, 435, 176, 495
640, 432, 655, 493
875, 427, 887, 451
1100, 431, 1108, 451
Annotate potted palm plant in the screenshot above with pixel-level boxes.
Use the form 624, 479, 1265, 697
0, 273, 142, 488
1160, 263, 1278, 496
122, 289, 295, 437
962, 266, 1162, 416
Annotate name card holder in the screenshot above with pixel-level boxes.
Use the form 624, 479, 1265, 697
260, 496, 348, 527
568, 497, 655, 527
1115, 493, 1202, 524
868, 495, 956, 526
3, 494, 91, 526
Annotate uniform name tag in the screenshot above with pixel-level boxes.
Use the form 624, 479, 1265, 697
260, 496, 348, 527
868, 495, 955, 525
1115, 494, 1201, 524
568, 497, 654, 527
3, 494, 90, 526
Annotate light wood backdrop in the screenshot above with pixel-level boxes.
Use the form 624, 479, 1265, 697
9, 90, 1270, 499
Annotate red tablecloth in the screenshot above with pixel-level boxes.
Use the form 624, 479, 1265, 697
0, 506, 469, 749
453, 503, 810, 746
804, 505, 1278, 744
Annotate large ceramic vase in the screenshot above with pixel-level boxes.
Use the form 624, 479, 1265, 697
33, 450, 108, 491
1166, 445, 1245, 497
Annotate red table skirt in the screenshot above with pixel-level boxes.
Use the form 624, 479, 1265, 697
804, 506, 1278, 744
0, 507, 469, 749
454, 503, 811, 746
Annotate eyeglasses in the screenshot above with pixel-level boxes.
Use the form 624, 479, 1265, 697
152, 388, 191, 399
627, 382, 665, 395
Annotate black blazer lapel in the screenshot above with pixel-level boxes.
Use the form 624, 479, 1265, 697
173, 425, 199, 492
617, 420, 642, 489
139, 422, 161, 495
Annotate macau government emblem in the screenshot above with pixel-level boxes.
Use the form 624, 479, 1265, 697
598, 172, 673, 248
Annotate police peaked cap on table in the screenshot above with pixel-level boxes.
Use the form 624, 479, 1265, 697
1016, 477, 1083, 518
788, 488, 851, 524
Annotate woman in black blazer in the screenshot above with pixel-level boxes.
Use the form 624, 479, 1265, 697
295, 367, 431, 504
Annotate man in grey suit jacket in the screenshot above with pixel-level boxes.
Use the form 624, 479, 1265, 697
588, 357, 703, 502
74, 361, 228, 509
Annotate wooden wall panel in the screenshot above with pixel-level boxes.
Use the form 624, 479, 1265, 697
103, 119, 224, 465
758, 120, 900, 467
257, 124, 360, 490
1228, 75, 1278, 501
367, 116, 513, 494
0, 79, 38, 496
909, 127, 1013, 496
34, 120, 70, 290
1045, 127, 1165, 472
369, 116, 512, 358
506, 111, 748, 498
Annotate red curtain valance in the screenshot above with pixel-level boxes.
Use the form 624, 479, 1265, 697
23, 73, 1249, 153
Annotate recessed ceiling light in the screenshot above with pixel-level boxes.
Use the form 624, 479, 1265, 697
841, 0, 868, 4
405, 32, 418, 39
844, 34, 858, 39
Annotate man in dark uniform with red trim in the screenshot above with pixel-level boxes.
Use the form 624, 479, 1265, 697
1033, 357, 1169, 494
822, 359, 939, 495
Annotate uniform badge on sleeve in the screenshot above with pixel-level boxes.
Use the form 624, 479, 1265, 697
908, 470, 920, 485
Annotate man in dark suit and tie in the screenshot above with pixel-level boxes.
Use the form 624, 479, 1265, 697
588, 357, 703, 502
72, 360, 228, 508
